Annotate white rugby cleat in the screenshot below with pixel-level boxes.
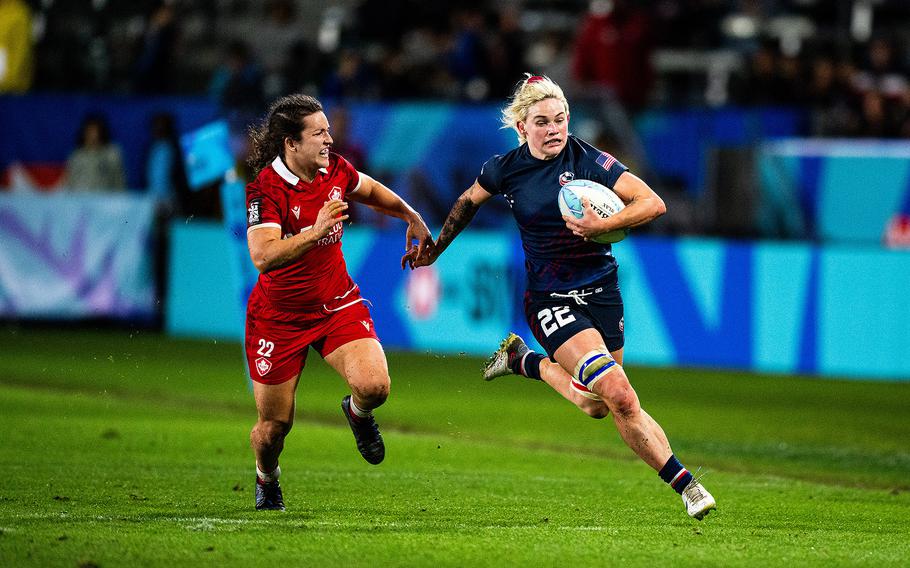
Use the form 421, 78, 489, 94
482, 333, 528, 381
681, 478, 716, 520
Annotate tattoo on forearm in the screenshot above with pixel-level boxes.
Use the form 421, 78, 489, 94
436, 196, 480, 253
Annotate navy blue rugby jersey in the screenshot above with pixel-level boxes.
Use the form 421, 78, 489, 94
477, 134, 629, 292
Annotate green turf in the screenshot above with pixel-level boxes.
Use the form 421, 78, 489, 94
1, 326, 908, 566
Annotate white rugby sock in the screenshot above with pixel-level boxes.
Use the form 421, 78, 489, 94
348, 397, 372, 418
257, 464, 280, 483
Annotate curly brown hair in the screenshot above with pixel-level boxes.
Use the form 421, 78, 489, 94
247, 94, 323, 175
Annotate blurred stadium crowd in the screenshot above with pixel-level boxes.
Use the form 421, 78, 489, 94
3, 0, 910, 244
5, 0, 910, 138
3, 1, 910, 378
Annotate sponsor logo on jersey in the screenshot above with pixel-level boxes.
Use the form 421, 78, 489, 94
360, 321, 371, 331
319, 221, 343, 246
291, 223, 342, 246
248, 198, 262, 225
558, 171, 575, 186
255, 356, 272, 376
330, 186, 342, 201
291, 205, 300, 219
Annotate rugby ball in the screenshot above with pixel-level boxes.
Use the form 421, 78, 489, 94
558, 179, 628, 244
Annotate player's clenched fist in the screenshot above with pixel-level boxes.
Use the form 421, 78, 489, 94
312, 199, 349, 237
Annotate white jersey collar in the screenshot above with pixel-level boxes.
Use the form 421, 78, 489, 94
271, 156, 299, 185
271, 156, 329, 185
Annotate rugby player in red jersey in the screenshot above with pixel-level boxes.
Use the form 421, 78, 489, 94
244, 94, 432, 510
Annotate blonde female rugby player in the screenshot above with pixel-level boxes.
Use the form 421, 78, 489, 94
409, 75, 716, 520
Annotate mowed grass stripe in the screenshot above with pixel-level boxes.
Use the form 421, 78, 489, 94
2, 326, 909, 488
2, 363, 908, 491
0, 382, 908, 567
1, 327, 909, 566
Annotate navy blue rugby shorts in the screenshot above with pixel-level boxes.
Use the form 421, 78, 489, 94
524, 279, 624, 358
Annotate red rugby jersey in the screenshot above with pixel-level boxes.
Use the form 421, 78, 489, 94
246, 153, 362, 313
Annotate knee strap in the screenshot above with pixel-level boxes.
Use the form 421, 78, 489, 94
572, 348, 617, 390
569, 380, 603, 401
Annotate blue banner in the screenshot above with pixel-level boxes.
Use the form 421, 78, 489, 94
758, 139, 910, 242
351, 228, 518, 354
166, 223, 910, 381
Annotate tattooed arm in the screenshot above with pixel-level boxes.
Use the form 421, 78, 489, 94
410, 180, 494, 268
435, 181, 494, 255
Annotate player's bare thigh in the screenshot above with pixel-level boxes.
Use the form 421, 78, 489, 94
253, 374, 300, 426
323, 337, 390, 402
553, 328, 606, 368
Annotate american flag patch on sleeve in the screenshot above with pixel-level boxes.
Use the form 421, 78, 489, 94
595, 151, 617, 170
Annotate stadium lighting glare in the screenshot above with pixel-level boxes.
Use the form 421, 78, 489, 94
722, 15, 758, 39
851, 0, 876, 43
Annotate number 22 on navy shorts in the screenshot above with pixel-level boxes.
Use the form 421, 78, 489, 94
523, 285, 624, 357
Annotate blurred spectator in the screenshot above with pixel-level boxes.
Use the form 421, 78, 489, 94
485, 5, 526, 99
849, 36, 910, 138
851, 91, 893, 138
5, 1, 909, 134
775, 52, 805, 106
354, 0, 418, 47
285, 37, 327, 96
572, 0, 654, 111
145, 113, 189, 214
735, 42, 824, 114
400, 25, 457, 99
653, 0, 727, 49
526, 31, 573, 90
732, 31, 910, 138
144, 112, 188, 319
375, 48, 412, 99
328, 107, 366, 171
731, 40, 779, 105
208, 39, 265, 179
322, 49, 374, 100
0, 0, 33, 93
249, 0, 305, 100
209, 40, 265, 116
65, 114, 127, 192
852, 36, 909, 100
806, 55, 837, 106
327, 106, 384, 226
897, 91, 910, 138
447, 8, 488, 100
132, 2, 180, 94
806, 55, 855, 136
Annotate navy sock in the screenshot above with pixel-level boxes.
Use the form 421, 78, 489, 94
658, 454, 693, 495
510, 351, 544, 380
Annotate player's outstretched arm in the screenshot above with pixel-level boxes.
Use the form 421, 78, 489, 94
248, 199, 348, 272
348, 173, 433, 269
411, 180, 493, 268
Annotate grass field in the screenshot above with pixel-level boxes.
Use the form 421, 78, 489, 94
0, 326, 908, 566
